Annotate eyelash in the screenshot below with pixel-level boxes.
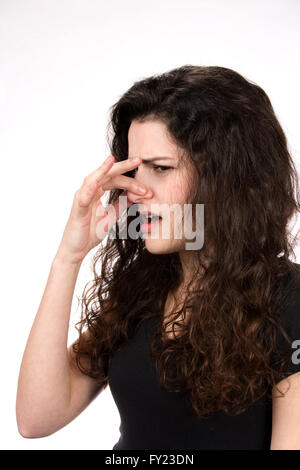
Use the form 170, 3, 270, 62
131, 165, 173, 179
132, 165, 172, 175
152, 165, 172, 173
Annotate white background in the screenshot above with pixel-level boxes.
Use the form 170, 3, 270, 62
0, 0, 299, 450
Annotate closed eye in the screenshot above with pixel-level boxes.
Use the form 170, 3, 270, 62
152, 165, 172, 173
131, 164, 173, 177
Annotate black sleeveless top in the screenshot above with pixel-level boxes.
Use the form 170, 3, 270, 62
108, 266, 300, 450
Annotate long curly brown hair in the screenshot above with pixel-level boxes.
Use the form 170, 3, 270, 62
72, 65, 300, 417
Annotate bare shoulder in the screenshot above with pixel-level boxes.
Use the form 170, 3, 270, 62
271, 372, 300, 449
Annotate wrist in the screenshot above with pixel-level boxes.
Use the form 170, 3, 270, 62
52, 252, 84, 268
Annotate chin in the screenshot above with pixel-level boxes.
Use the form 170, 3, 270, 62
143, 237, 183, 255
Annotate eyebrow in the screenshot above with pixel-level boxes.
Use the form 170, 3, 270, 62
129, 156, 176, 163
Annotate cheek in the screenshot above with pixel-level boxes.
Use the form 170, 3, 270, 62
159, 172, 188, 202
167, 181, 189, 206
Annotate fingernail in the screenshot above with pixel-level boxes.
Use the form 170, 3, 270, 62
137, 186, 146, 194
105, 155, 114, 164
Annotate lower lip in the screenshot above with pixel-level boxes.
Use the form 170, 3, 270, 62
141, 217, 162, 232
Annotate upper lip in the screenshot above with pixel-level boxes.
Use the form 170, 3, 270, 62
138, 210, 162, 218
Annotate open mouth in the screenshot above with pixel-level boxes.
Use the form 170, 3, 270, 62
139, 213, 163, 232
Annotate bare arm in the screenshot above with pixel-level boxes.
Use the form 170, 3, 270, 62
270, 372, 300, 449
16, 257, 105, 438
16, 155, 150, 438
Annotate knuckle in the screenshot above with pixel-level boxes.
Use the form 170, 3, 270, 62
87, 180, 94, 191
75, 188, 87, 206
77, 195, 88, 208
74, 188, 81, 200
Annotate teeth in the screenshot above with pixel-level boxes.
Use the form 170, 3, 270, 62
141, 213, 159, 221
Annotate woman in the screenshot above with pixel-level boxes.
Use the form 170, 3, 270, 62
16, 65, 300, 450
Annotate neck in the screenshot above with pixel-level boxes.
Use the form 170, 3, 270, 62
179, 251, 198, 287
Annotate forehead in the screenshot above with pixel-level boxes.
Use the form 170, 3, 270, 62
128, 119, 180, 162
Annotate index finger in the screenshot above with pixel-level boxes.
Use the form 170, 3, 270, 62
92, 157, 141, 186
103, 157, 142, 177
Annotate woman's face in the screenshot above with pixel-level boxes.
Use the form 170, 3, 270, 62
126, 119, 194, 254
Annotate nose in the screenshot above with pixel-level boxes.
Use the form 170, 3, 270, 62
127, 187, 153, 204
